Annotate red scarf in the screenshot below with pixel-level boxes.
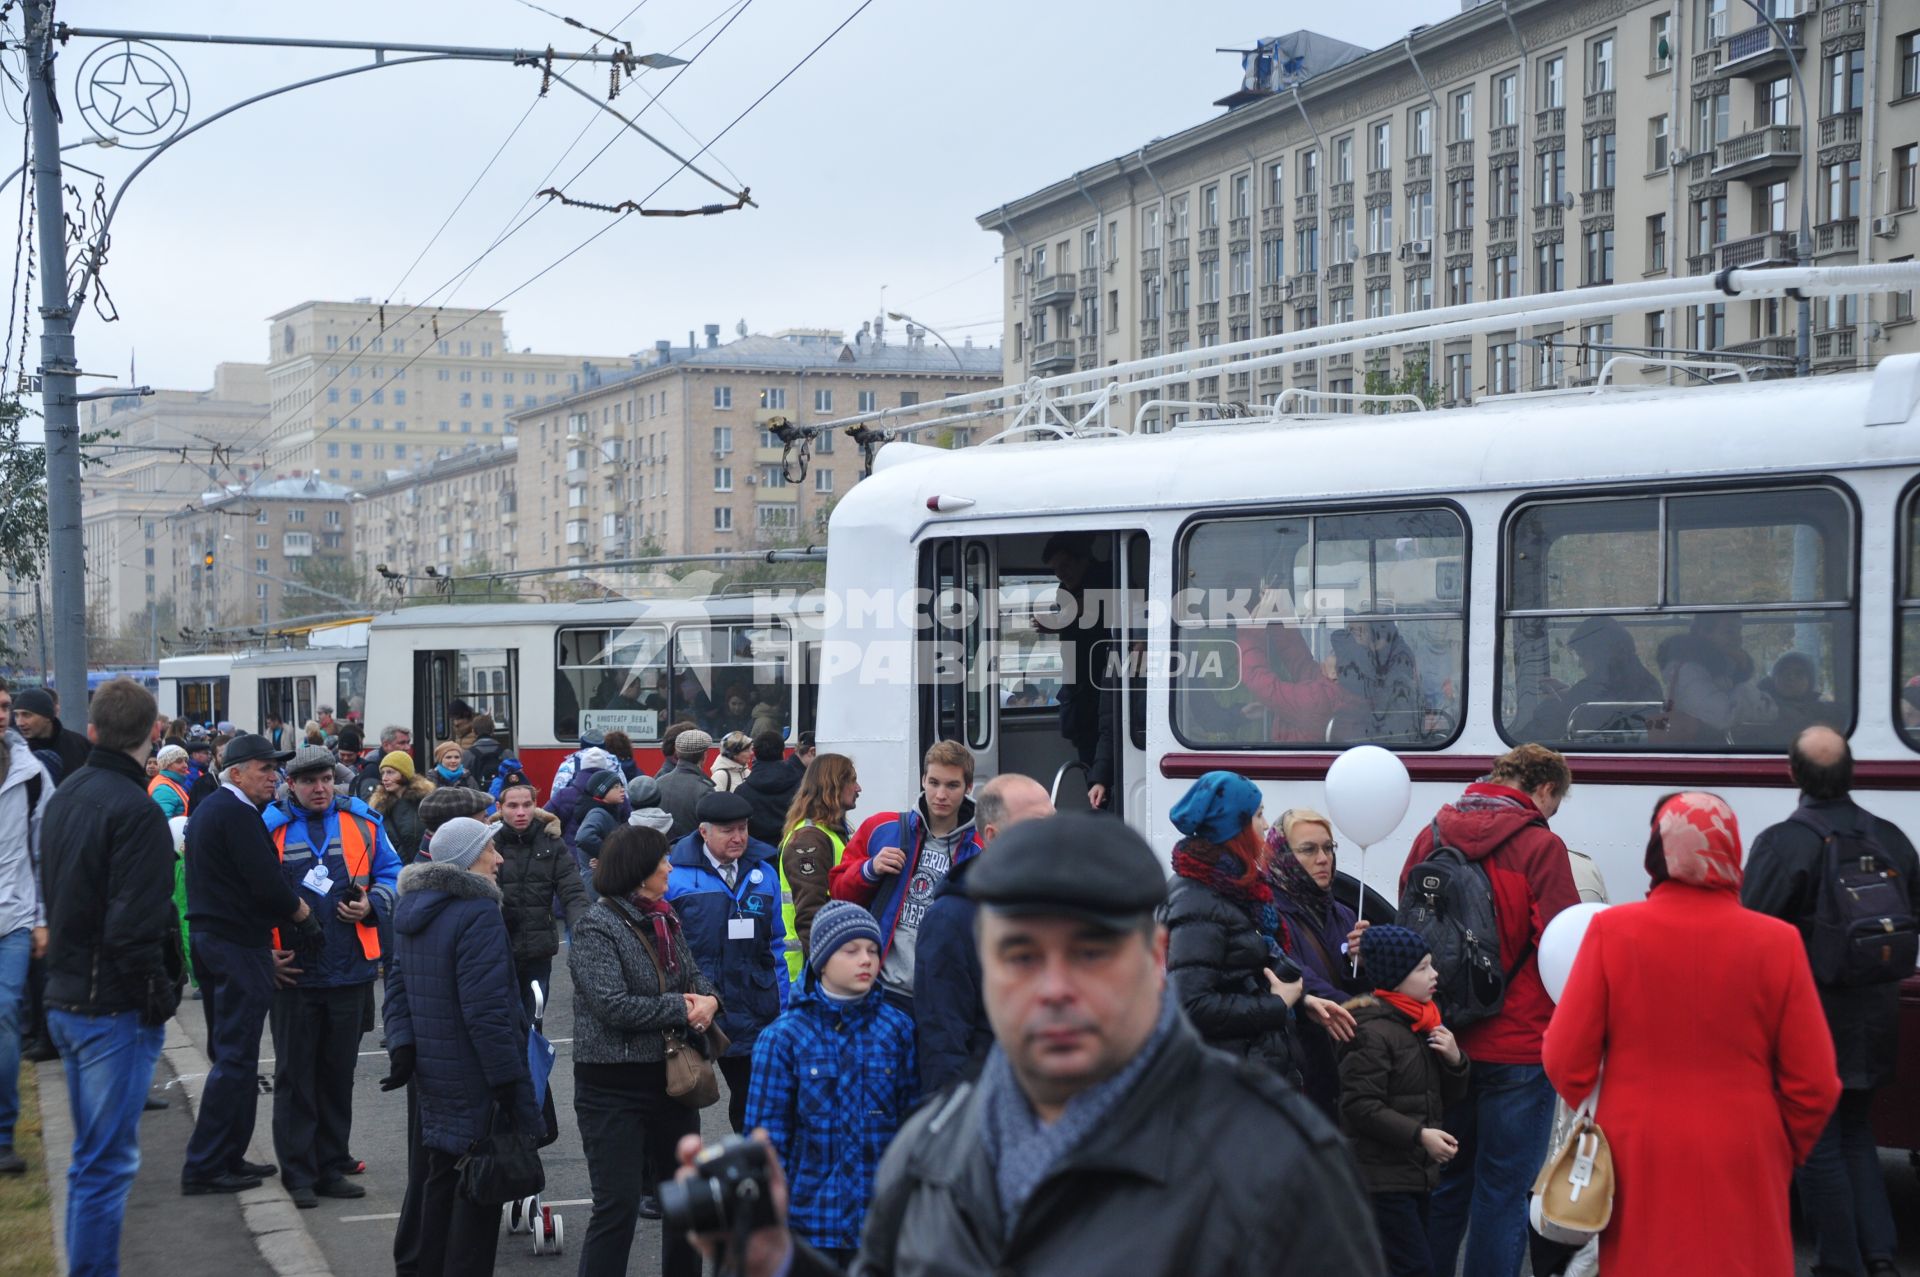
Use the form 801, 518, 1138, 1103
627, 893, 681, 975
1374, 990, 1442, 1034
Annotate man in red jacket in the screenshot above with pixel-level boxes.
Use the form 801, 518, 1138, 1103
1398, 743, 1578, 1277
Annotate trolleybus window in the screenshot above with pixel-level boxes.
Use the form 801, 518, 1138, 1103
555, 624, 668, 742
1896, 484, 1920, 750
1501, 485, 1854, 750
670, 623, 795, 741
1174, 507, 1467, 748
336, 660, 367, 726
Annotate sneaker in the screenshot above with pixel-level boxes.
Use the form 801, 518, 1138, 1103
0, 1148, 24, 1174
287, 1184, 318, 1209
314, 1177, 365, 1200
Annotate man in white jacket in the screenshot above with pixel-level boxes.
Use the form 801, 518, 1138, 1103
0, 727, 50, 1174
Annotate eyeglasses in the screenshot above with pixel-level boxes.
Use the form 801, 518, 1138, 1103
1292, 841, 1337, 858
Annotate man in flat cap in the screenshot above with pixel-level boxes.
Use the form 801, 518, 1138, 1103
182, 732, 324, 1196
260, 746, 403, 1207
681, 812, 1385, 1277
665, 788, 790, 1132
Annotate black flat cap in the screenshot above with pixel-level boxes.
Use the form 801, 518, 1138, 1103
696, 791, 753, 825
222, 732, 294, 768
968, 811, 1168, 930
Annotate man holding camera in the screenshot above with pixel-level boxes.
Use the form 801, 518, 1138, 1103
262, 746, 402, 1207
676, 811, 1384, 1277
183, 732, 324, 1196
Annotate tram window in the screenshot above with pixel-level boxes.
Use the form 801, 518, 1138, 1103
336, 661, 367, 726
669, 624, 794, 741
1501, 485, 1854, 751
1895, 485, 1920, 751
456, 653, 513, 742
998, 574, 1064, 710
555, 624, 668, 742
180, 679, 228, 727
1174, 507, 1467, 749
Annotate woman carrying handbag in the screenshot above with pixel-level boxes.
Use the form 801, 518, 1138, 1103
569, 824, 723, 1277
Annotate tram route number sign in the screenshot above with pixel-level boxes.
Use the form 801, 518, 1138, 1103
581, 709, 660, 740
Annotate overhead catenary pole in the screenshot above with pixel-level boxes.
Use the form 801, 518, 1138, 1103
24, 0, 87, 712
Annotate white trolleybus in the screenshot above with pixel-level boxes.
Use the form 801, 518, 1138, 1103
802, 263, 1920, 1154
364, 593, 824, 796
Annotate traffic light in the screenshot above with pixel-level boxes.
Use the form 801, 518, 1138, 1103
203, 551, 215, 570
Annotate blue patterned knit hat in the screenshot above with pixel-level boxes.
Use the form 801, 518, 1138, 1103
809, 900, 882, 974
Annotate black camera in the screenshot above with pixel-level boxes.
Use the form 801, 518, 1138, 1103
659, 1136, 778, 1236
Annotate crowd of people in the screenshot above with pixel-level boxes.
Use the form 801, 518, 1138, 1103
3, 666, 1915, 1277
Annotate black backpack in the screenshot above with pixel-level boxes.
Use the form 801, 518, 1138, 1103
1788, 809, 1918, 988
1396, 818, 1529, 1030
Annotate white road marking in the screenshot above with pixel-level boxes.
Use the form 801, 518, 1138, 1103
341, 1197, 593, 1224
255, 1038, 572, 1068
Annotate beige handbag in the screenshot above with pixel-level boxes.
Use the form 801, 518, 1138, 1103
1530, 1074, 1615, 1245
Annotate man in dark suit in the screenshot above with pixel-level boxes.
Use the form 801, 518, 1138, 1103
181, 733, 322, 1195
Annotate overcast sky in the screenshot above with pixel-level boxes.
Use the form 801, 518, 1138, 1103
4, 0, 1448, 408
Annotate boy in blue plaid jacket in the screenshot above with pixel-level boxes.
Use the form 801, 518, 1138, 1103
745, 900, 918, 1264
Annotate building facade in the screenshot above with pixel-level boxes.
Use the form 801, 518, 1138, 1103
510, 322, 1002, 565
261, 300, 627, 482
170, 476, 357, 628
352, 443, 519, 582
982, 0, 1919, 417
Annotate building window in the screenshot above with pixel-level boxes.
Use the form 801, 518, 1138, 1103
1535, 238, 1566, 292
1899, 30, 1920, 97
1495, 71, 1517, 126
1446, 260, 1474, 307
899, 391, 919, 408
816, 428, 833, 454
815, 469, 833, 493
1896, 144, 1919, 211
1489, 339, 1518, 394
1703, 0, 1727, 41
1586, 132, 1616, 189
1201, 183, 1219, 228
1826, 48, 1864, 114
713, 385, 732, 409
1450, 88, 1473, 143
760, 387, 787, 410
1371, 121, 1391, 172
1649, 114, 1669, 172
1541, 54, 1565, 109
1232, 172, 1251, 219
1651, 12, 1672, 72
1647, 310, 1668, 352
1692, 302, 1727, 348
1333, 136, 1352, 183
1300, 148, 1319, 194
1824, 159, 1861, 220
714, 467, 732, 492
813, 388, 832, 413
1648, 213, 1668, 273
1587, 34, 1614, 93
714, 507, 732, 532
1266, 160, 1284, 207
858, 390, 877, 413
1411, 106, 1432, 157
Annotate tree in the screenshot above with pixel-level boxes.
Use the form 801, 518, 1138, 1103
0, 398, 48, 667
1361, 357, 1442, 412
282, 554, 372, 618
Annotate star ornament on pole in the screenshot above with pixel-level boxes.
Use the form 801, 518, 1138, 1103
75, 40, 190, 149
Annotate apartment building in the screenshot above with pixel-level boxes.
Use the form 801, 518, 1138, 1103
981, 0, 1920, 415
511, 322, 1002, 564
261, 300, 626, 481
171, 476, 357, 628
353, 444, 519, 581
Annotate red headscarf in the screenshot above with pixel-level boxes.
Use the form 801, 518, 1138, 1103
1652, 791, 1743, 891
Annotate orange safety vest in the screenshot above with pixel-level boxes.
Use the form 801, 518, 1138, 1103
148, 773, 190, 815
272, 812, 382, 960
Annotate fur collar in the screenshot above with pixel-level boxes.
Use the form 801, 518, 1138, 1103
398, 859, 502, 901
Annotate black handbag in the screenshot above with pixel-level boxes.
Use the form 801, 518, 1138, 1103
456, 1104, 546, 1205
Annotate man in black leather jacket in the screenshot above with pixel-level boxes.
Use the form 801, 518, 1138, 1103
677, 812, 1385, 1277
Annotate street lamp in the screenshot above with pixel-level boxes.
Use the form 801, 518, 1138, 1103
1740, 0, 1814, 377
0, 136, 118, 196
885, 312, 967, 370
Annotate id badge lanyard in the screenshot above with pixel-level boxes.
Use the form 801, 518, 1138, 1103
724, 864, 765, 942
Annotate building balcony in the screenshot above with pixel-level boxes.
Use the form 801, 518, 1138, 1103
1718, 230, 1797, 269
1819, 113, 1860, 149
1140, 317, 1161, 341
1533, 203, 1565, 231
1713, 125, 1801, 180
1079, 266, 1100, 295
1367, 170, 1393, 197
1814, 218, 1859, 255
1168, 236, 1190, 260
1446, 140, 1474, 170
1581, 188, 1615, 217
1725, 335, 1797, 373
1198, 301, 1221, 325
1167, 307, 1191, 334
1364, 251, 1393, 278
1229, 215, 1251, 243
1487, 214, 1518, 244
1721, 18, 1802, 78
1821, 1, 1864, 40
1487, 123, 1519, 156
1328, 351, 1354, 372
1229, 293, 1251, 319
1262, 206, 1288, 231
1260, 282, 1291, 307
1078, 335, 1100, 361
1327, 261, 1354, 287
1446, 228, 1474, 255
1692, 44, 1724, 80
1329, 181, 1355, 210
1140, 247, 1161, 273
1813, 327, 1857, 362
1226, 370, 1251, 395
1296, 193, 1319, 217
1535, 106, 1565, 138
1404, 154, 1433, 182
1199, 227, 1220, 252
1031, 273, 1076, 307
1258, 363, 1287, 386
1584, 89, 1616, 123
1030, 340, 1076, 373
1688, 250, 1716, 276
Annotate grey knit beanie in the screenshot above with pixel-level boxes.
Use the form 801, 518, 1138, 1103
428, 816, 495, 871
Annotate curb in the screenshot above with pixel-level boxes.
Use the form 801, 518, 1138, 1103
164, 1016, 334, 1277
34, 1018, 334, 1277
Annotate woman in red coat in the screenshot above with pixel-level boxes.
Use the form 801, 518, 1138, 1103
1543, 792, 1840, 1275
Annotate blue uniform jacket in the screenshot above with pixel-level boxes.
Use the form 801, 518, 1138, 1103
665, 831, 790, 1055
744, 985, 918, 1252
262, 796, 402, 988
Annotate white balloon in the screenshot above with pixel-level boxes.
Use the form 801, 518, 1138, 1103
1538, 902, 1609, 1004
1322, 745, 1412, 849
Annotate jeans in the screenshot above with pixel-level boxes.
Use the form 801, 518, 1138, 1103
0, 927, 33, 1148
269, 984, 366, 1189
1426, 1060, 1556, 1277
182, 934, 276, 1182
47, 1009, 165, 1277
574, 1065, 701, 1277
1372, 1191, 1436, 1277
1798, 1088, 1899, 1276
414, 1145, 503, 1277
